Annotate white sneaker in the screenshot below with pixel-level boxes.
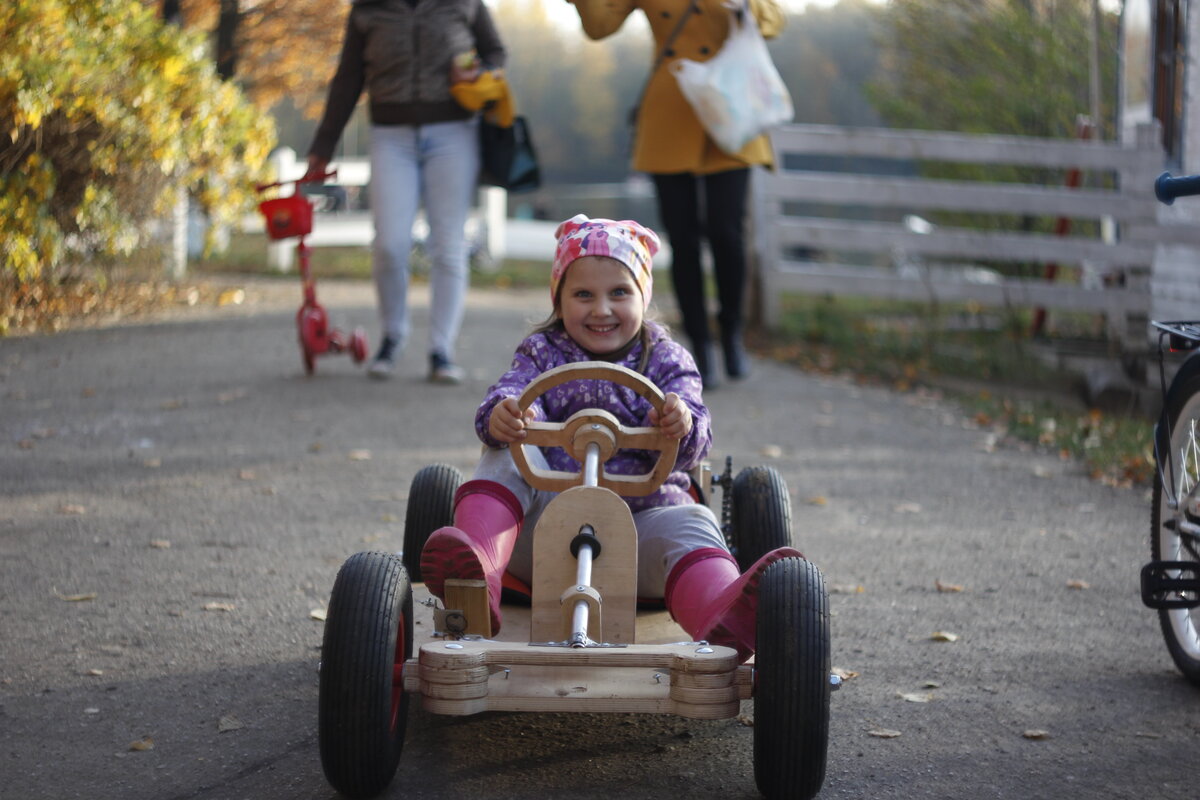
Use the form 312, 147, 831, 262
429, 353, 464, 385
368, 337, 398, 380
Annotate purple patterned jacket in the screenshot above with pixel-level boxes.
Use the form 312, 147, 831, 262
475, 322, 712, 512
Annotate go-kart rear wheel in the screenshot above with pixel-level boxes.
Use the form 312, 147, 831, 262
754, 556, 830, 800
731, 466, 794, 571
402, 464, 463, 582
319, 551, 413, 799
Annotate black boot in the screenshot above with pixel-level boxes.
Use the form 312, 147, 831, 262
692, 340, 720, 390
722, 329, 750, 380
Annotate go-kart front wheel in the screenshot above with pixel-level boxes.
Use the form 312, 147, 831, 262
754, 556, 830, 800
319, 551, 413, 799
402, 464, 463, 583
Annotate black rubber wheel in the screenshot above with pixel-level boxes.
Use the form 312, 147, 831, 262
754, 557, 830, 800
319, 551, 413, 798
402, 464, 462, 582
731, 466, 794, 571
1151, 368, 1200, 685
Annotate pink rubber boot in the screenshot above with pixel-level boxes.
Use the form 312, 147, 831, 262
420, 480, 524, 634
664, 546, 805, 662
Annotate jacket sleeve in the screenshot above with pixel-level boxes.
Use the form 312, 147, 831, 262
569, 0, 637, 40
308, 15, 367, 162
473, 1, 507, 69
475, 338, 548, 448
644, 340, 712, 472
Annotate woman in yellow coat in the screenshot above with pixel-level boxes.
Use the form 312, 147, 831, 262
568, 0, 786, 387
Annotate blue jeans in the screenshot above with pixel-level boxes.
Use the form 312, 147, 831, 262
368, 120, 478, 361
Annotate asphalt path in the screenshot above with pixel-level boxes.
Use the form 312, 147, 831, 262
1, 277, 1196, 800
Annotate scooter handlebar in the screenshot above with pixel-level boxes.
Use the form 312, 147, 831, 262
255, 169, 338, 194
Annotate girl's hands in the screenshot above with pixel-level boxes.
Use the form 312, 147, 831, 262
647, 392, 692, 440
489, 396, 536, 443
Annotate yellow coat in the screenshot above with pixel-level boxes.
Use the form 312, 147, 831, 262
571, 0, 785, 175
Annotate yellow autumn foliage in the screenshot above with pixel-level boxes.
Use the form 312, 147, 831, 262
0, 0, 275, 282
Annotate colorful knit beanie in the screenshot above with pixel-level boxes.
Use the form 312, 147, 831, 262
551, 214, 660, 310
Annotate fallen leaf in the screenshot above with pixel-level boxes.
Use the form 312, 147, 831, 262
832, 666, 859, 681
84, 668, 104, 677
935, 580, 964, 593
203, 601, 236, 612
867, 728, 902, 739
143, 458, 162, 468
310, 608, 327, 622
1033, 465, 1052, 478
129, 737, 154, 751
805, 496, 828, 506
59, 504, 86, 515
894, 502, 922, 513
84, 707, 100, 714
238, 469, 256, 481
1134, 731, 1163, 739
759, 444, 783, 458
308, 442, 323, 453
160, 398, 184, 410
1066, 579, 1090, 590
921, 680, 941, 689
830, 584, 866, 594
149, 540, 170, 549
348, 449, 372, 461
736, 714, 754, 727
217, 288, 245, 307
1022, 729, 1050, 740
218, 714, 244, 732
17, 439, 34, 450
217, 389, 247, 404
930, 631, 959, 642
56, 591, 97, 602
898, 692, 933, 703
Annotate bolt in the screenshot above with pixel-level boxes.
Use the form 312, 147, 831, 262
696, 646, 714, 654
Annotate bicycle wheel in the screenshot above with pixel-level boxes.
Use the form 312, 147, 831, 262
731, 466, 794, 571
319, 551, 413, 798
402, 464, 462, 583
754, 557, 831, 800
1151, 369, 1200, 685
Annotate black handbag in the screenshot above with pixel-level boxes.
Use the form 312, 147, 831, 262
478, 115, 540, 193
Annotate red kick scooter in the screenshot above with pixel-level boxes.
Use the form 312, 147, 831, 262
256, 172, 369, 375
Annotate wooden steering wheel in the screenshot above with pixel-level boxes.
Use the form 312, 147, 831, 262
509, 362, 680, 497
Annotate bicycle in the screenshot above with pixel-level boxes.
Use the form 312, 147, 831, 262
1142, 171, 1200, 686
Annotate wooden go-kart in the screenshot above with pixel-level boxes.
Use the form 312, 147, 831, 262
317, 362, 834, 799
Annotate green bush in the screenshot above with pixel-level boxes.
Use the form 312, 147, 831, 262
0, 0, 275, 282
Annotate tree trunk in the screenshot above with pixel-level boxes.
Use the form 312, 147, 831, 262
216, 0, 239, 80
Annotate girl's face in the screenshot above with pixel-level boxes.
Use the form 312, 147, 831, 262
556, 256, 644, 355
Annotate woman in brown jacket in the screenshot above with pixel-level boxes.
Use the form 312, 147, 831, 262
568, 0, 785, 387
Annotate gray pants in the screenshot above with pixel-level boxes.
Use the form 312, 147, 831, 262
472, 447, 729, 598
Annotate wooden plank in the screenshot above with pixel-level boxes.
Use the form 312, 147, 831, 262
413, 640, 742, 719
762, 173, 1153, 221
531, 486, 639, 644
444, 579, 493, 638
769, 261, 1147, 315
770, 124, 1159, 172
773, 218, 1152, 268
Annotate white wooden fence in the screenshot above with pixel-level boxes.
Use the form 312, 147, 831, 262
752, 121, 1199, 349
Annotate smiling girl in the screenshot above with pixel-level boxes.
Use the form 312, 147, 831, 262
418, 214, 801, 661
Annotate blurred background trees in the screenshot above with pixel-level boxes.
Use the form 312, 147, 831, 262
0, 0, 1123, 284
0, 0, 273, 281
